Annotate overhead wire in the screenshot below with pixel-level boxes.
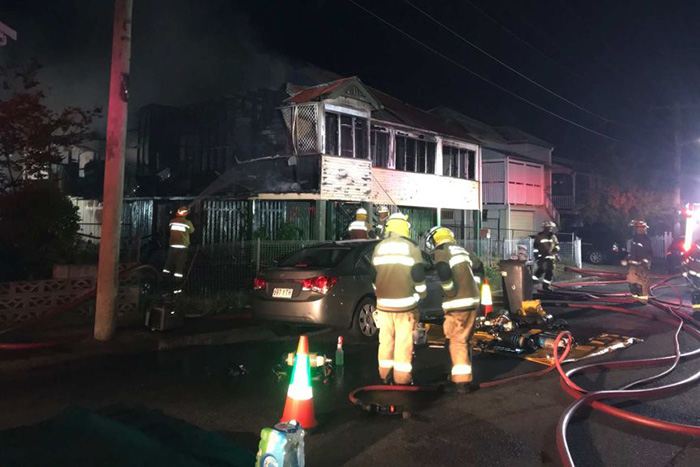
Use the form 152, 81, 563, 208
462, 0, 582, 79
346, 0, 619, 142
403, 0, 613, 124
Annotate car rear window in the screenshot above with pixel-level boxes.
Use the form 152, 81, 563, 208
279, 247, 351, 268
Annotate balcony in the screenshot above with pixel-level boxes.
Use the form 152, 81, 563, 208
552, 194, 575, 210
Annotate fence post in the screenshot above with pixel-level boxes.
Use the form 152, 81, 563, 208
256, 237, 262, 274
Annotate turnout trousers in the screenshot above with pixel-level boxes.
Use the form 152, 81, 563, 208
627, 264, 650, 300
164, 247, 188, 280
534, 258, 554, 285
376, 309, 418, 385
443, 310, 477, 383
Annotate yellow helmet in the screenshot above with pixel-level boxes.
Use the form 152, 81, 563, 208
385, 212, 411, 238
356, 207, 368, 221
430, 226, 456, 247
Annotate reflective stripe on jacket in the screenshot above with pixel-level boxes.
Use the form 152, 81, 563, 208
169, 217, 195, 247
533, 231, 559, 259
628, 233, 652, 266
371, 233, 427, 312
435, 244, 480, 312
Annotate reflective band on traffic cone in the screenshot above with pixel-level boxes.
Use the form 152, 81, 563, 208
280, 335, 318, 429
480, 279, 493, 316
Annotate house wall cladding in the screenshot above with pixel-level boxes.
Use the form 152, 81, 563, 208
320, 155, 372, 201
370, 168, 479, 210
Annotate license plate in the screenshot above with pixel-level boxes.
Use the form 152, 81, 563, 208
272, 288, 294, 299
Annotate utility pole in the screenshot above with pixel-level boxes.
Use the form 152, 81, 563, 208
673, 102, 683, 236
95, 0, 133, 342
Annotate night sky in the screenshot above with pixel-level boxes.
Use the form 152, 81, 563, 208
2, 0, 700, 190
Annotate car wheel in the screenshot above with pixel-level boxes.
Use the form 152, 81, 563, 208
351, 297, 378, 339
587, 250, 606, 265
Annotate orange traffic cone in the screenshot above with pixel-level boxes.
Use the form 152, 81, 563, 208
280, 335, 318, 429
480, 279, 493, 316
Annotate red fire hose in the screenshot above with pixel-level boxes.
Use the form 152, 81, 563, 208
552, 299, 700, 467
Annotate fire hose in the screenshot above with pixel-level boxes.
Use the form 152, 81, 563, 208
0, 264, 158, 350
348, 332, 574, 416
547, 277, 700, 466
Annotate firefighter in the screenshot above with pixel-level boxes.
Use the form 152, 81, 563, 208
348, 207, 370, 239
427, 226, 481, 393
623, 220, 652, 302
370, 212, 427, 385
375, 205, 390, 238
533, 220, 559, 290
163, 206, 195, 293
681, 243, 700, 312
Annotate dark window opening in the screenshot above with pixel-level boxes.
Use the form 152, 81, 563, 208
324, 111, 368, 159
395, 135, 435, 173
395, 136, 406, 171
340, 115, 353, 158
325, 113, 338, 156
553, 173, 573, 196
371, 126, 390, 168
443, 145, 476, 180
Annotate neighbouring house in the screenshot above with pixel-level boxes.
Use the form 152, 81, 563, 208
431, 107, 558, 240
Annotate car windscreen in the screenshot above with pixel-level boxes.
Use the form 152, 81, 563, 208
278, 247, 352, 268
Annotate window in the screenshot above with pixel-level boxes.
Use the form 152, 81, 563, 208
371, 126, 390, 168
552, 173, 573, 196
395, 135, 436, 173
324, 111, 369, 159
443, 145, 476, 180
279, 247, 351, 268
325, 113, 338, 156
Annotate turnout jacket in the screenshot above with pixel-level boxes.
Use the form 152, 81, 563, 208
628, 233, 652, 267
533, 231, 559, 260
371, 233, 427, 312
435, 244, 481, 312
169, 217, 195, 248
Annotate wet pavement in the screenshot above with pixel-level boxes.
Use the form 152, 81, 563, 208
0, 280, 699, 466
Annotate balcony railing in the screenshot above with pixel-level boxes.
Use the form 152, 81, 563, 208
552, 194, 575, 210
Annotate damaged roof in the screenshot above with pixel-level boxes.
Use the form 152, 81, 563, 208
285, 76, 357, 104
286, 76, 476, 142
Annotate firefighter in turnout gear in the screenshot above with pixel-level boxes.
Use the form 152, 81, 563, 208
681, 243, 700, 312
533, 220, 560, 290
428, 226, 480, 393
163, 206, 195, 293
370, 212, 427, 385
348, 207, 370, 239
624, 220, 652, 302
375, 205, 390, 238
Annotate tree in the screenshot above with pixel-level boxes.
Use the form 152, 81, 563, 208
0, 182, 80, 280
579, 185, 674, 237
0, 60, 101, 193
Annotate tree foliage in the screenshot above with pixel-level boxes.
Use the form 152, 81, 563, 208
0, 182, 80, 280
0, 60, 101, 192
578, 185, 674, 237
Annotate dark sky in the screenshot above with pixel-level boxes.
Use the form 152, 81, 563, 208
2, 0, 700, 173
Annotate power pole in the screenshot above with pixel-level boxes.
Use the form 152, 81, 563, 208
673, 102, 683, 236
95, 0, 133, 342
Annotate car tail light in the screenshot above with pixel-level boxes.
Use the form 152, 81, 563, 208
298, 276, 338, 294
253, 277, 266, 290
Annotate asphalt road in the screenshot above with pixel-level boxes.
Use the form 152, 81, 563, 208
0, 280, 699, 466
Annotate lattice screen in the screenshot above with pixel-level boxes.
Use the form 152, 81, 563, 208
279, 104, 319, 154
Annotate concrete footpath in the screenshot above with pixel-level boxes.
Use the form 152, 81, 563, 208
0, 314, 328, 374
